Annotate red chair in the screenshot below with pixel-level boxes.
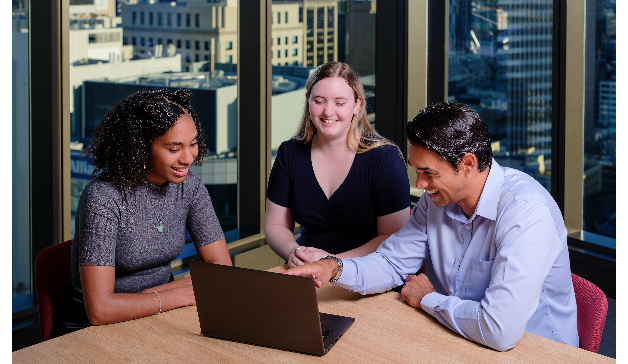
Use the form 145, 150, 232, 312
35, 239, 73, 342
571, 273, 608, 353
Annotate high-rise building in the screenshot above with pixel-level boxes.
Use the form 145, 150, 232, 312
120, 0, 304, 70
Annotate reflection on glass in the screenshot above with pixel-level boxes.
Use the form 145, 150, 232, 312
583, 0, 615, 239
448, 0, 553, 190
12, 0, 30, 298
69, 0, 238, 234
270, 0, 377, 163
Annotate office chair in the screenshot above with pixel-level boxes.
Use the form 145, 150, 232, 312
35, 239, 73, 342
571, 273, 608, 353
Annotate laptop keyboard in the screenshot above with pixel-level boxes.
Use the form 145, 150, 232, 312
321, 327, 334, 341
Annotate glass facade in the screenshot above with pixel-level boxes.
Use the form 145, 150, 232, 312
270, 0, 377, 166
12, 0, 30, 299
583, 0, 616, 239
68, 1, 239, 235
448, 0, 553, 191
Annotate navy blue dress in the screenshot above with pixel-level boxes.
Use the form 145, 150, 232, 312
267, 139, 410, 254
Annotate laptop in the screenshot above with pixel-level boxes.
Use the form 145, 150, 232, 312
188, 261, 355, 356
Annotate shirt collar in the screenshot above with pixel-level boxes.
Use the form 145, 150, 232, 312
473, 158, 503, 221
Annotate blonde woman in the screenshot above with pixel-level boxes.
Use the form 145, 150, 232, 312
265, 62, 410, 268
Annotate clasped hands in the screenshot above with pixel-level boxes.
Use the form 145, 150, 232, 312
287, 246, 330, 268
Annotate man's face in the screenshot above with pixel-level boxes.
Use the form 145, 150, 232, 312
408, 145, 468, 208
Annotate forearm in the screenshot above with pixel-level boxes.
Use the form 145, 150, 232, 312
265, 224, 299, 260
336, 234, 388, 259
143, 274, 192, 293
86, 284, 195, 326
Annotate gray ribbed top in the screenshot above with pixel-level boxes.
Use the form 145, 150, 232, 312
70, 171, 224, 293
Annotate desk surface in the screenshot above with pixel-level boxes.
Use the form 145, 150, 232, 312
14, 265, 614, 363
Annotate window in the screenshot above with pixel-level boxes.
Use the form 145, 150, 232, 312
447, 1, 553, 191
277, 50, 281, 58
205, 41, 210, 51
167, 38, 172, 45
205, 54, 209, 61
583, 0, 616, 239
285, 12, 288, 23
186, 40, 191, 49
157, 38, 162, 45
226, 41, 233, 50
196, 13, 200, 27
226, 54, 233, 63
195, 40, 200, 50
186, 54, 191, 63
177, 39, 181, 49
278, 12, 281, 24
285, 37, 288, 45
167, 13, 172, 27
132, 11, 137, 25
292, 35, 298, 44
140, 37, 145, 46
12, 1, 30, 300
158, 12, 163, 26
140, 11, 145, 25
186, 13, 191, 27
177, 13, 181, 27
292, 48, 297, 56
195, 54, 200, 62
149, 12, 153, 26
132, 36, 136, 45
285, 49, 288, 57
277, 37, 281, 46
148, 37, 153, 47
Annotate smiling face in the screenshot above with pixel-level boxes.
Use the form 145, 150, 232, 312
146, 113, 199, 187
408, 145, 469, 209
308, 76, 361, 143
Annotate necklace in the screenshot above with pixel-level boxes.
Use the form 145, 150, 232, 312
148, 187, 168, 233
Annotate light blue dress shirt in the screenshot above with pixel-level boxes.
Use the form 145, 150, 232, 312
335, 159, 579, 351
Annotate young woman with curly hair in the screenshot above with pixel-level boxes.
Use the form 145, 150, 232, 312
55, 88, 231, 337
265, 62, 411, 268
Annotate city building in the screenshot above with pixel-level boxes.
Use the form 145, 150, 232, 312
120, 0, 304, 70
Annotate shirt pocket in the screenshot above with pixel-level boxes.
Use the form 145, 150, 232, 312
462, 258, 494, 301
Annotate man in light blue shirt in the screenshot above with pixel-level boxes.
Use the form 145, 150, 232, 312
285, 102, 579, 352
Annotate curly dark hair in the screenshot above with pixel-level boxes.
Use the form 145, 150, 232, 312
87, 88, 209, 189
406, 101, 493, 172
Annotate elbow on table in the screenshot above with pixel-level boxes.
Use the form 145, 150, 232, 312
85, 304, 113, 326
483, 328, 524, 352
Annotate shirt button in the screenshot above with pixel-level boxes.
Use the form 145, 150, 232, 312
465, 225, 471, 230
449, 287, 454, 293
458, 256, 463, 261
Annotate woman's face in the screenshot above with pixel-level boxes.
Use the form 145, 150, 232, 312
146, 113, 199, 187
308, 76, 361, 143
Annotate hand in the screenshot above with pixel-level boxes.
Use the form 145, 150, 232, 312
301, 247, 331, 262
401, 274, 436, 309
283, 258, 339, 288
288, 246, 311, 268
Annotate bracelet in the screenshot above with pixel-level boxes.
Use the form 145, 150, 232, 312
319, 255, 343, 283
153, 291, 162, 315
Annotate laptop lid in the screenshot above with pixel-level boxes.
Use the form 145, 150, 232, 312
189, 261, 354, 356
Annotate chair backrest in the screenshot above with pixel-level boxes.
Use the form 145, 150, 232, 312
571, 273, 608, 353
35, 239, 73, 342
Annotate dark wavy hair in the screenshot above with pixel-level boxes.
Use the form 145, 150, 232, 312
87, 88, 208, 189
406, 102, 492, 172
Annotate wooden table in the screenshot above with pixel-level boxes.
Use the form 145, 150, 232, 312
14, 266, 614, 363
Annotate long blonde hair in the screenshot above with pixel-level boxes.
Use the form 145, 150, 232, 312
294, 62, 398, 154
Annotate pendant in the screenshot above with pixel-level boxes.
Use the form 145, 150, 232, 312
157, 223, 164, 233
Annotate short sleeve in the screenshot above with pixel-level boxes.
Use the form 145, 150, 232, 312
186, 173, 225, 248
370, 146, 410, 216
267, 141, 294, 208
75, 182, 121, 267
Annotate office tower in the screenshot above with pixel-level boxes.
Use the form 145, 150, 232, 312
303, 0, 338, 67
120, 0, 304, 70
